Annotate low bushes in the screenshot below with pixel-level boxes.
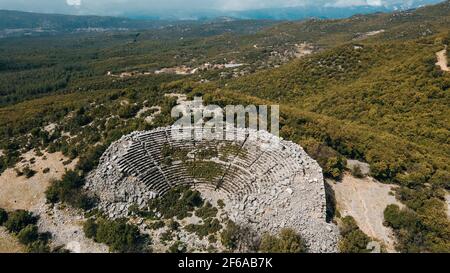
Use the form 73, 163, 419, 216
83, 217, 150, 253
4, 210, 37, 233
338, 216, 372, 253
184, 218, 222, 239
148, 186, 204, 220
220, 220, 241, 251
45, 170, 96, 210
0, 208, 50, 252
259, 228, 307, 253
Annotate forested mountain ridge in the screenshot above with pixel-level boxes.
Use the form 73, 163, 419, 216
0, 9, 276, 38
258, 0, 450, 47
0, 10, 160, 30
1, 1, 449, 106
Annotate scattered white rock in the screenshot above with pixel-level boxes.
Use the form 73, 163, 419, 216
85, 126, 339, 252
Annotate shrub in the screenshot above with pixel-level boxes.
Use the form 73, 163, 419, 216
160, 230, 173, 243
17, 224, 39, 245
76, 145, 106, 173
221, 220, 240, 251
169, 241, 187, 253
185, 161, 223, 182
208, 234, 217, 243
148, 186, 204, 220
351, 165, 365, 178
325, 156, 347, 180
118, 104, 140, 119
149, 220, 165, 230
85, 218, 149, 253
45, 170, 96, 210
73, 107, 93, 126
0, 208, 7, 225
217, 199, 225, 209
304, 141, 346, 180
27, 240, 51, 253
4, 210, 37, 233
83, 218, 98, 239
383, 202, 450, 253
195, 202, 218, 220
338, 216, 371, 253
22, 166, 36, 178
185, 218, 222, 239
259, 228, 307, 253
168, 219, 180, 231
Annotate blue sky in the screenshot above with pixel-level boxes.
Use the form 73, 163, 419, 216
0, 0, 443, 16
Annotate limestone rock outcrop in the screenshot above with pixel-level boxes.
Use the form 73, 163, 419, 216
85, 126, 339, 252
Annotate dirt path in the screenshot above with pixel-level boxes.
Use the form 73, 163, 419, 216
436, 46, 449, 72
331, 174, 403, 252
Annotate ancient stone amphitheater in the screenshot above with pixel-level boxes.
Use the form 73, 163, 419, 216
85, 126, 339, 252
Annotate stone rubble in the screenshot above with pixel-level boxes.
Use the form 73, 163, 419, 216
85, 126, 339, 252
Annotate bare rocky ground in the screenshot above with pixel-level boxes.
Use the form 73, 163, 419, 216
353, 29, 385, 40
346, 159, 371, 176
35, 204, 108, 253
294, 42, 314, 58
0, 227, 25, 253
330, 174, 402, 252
445, 193, 450, 220
139, 206, 228, 253
436, 46, 449, 72
136, 105, 162, 124
0, 150, 107, 253
0, 150, 75, 211
86, 127, 339, 253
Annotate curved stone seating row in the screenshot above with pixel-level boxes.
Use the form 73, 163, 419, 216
138, 166, 171, 193
87, 126, 338, 253
112, 127, 310, 196
160, 163, 194, 188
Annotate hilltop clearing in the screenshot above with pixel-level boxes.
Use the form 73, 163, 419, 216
0, 151, 77, 211
0, 151, 108, 252
331, 174, 402, 252
436, 46, 449, 71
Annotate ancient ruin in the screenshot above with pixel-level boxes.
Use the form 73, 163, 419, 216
85, 126, 339, 252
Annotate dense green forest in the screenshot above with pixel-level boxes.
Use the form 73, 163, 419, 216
0, 1, 449, 252
219, 38, 450, 185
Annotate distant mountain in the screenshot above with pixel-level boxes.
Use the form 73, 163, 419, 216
0, 10, 277, 39
0, 0, 445, 37
0, 10, 169, 30
224, 6, 393, 20
124, 0, 445, 20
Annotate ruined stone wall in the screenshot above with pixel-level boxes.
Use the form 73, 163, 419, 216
85, 126, 338, 252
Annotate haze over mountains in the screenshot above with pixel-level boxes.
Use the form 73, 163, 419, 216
0, 0, 445, 20
0, 0, 445, 38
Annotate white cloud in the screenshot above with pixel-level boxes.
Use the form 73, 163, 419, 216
328, 0, 424, 7
66, 0, 82, 6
